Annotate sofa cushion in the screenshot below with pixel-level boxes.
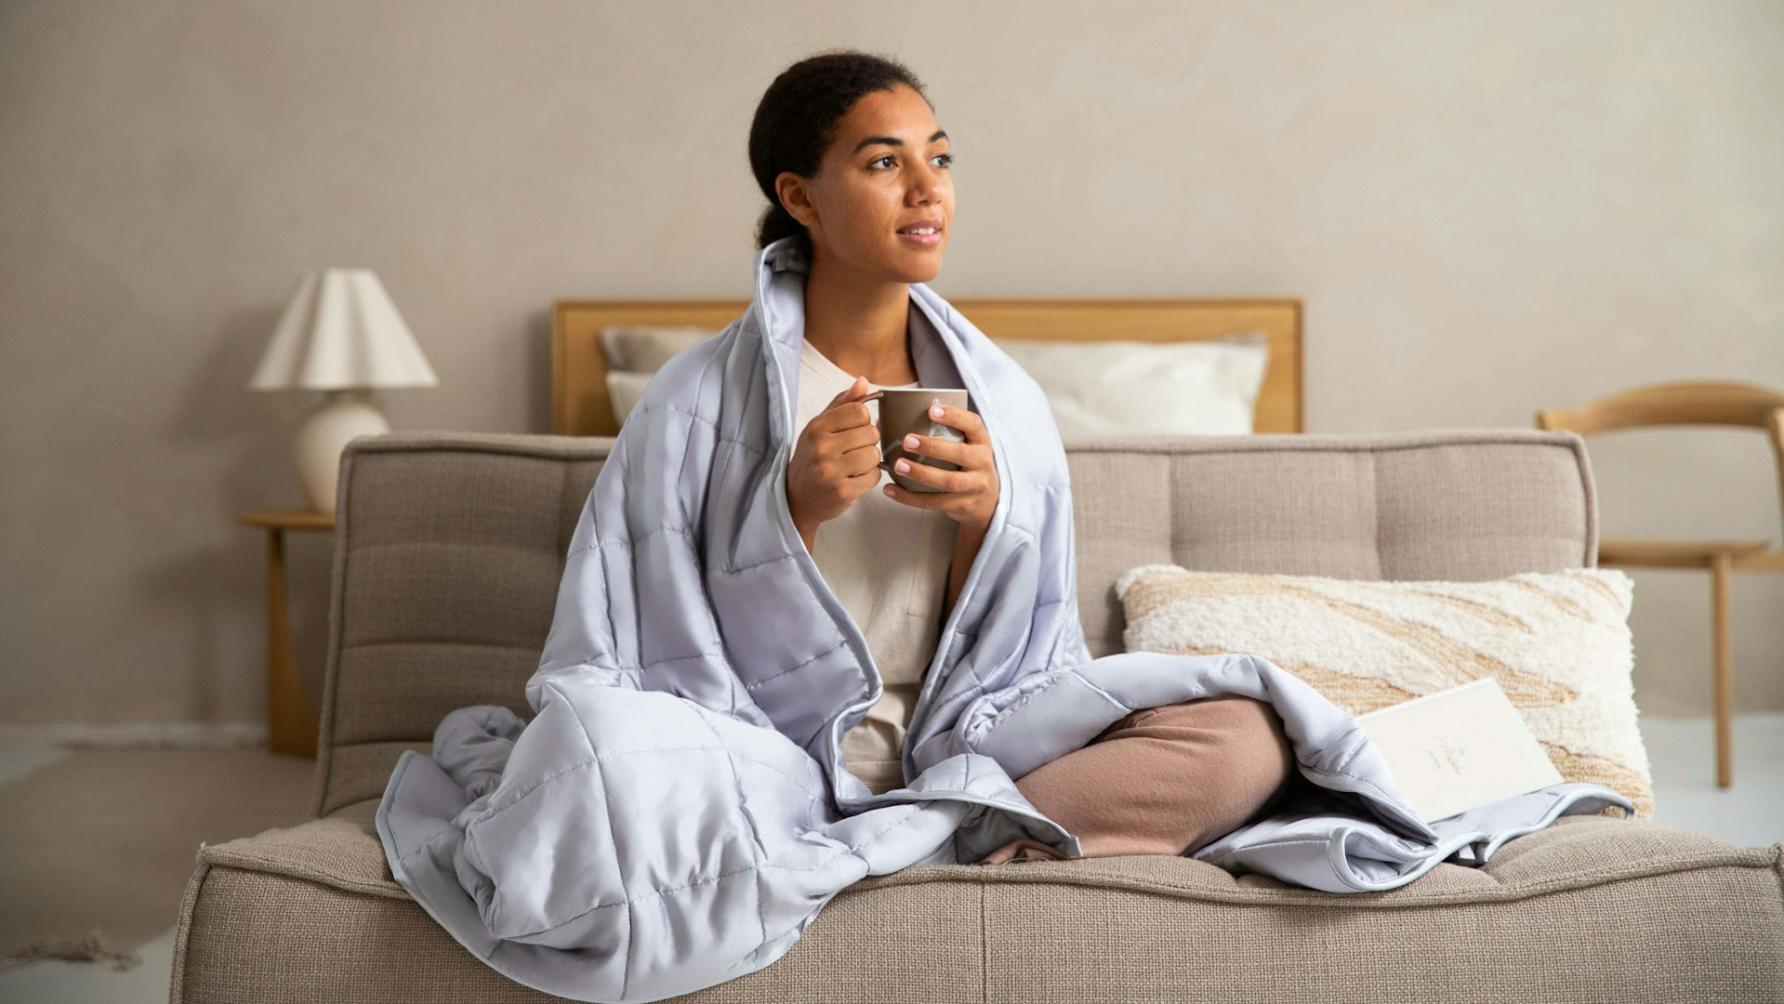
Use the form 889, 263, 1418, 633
172, 803, 1781, 1002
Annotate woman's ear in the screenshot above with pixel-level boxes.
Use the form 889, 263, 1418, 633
775, 171, 818, 229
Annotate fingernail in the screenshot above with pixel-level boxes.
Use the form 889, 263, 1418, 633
930, 400, 944, 417
895, 459, 911, 473
903, 434, 920, 449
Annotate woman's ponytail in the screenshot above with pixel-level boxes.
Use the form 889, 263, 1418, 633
754, 200, 809, 254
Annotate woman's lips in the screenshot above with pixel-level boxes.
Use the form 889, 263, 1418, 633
897, 228, 942, 248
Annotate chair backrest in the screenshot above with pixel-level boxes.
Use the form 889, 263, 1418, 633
313, 429, 1601, 818
1535, 379, 1784, 540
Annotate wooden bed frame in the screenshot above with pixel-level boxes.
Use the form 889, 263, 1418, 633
551, 298, 1303, 437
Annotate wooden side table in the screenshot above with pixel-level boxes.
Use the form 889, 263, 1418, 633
238, 509, 336, 758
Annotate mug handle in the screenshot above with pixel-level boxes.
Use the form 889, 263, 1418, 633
848, 390, 892, 468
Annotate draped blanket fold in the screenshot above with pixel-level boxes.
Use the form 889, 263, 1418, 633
376, 236, 1634, 1003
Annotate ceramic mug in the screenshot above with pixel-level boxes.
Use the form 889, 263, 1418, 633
858, 387, 971, 493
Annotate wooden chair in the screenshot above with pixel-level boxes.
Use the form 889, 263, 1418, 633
1536, 380, 1784, 788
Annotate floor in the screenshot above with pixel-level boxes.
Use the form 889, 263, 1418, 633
1, 714, 1780, 1002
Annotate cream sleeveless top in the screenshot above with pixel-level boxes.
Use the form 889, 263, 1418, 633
791, 336, 958, 795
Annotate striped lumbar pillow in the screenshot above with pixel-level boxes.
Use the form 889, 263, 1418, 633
1114, 564, 1653, 820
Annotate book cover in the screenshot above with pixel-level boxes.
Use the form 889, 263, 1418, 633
1353, 677, 1562, 823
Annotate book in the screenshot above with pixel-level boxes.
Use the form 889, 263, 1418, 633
1352, 677, 1562, 824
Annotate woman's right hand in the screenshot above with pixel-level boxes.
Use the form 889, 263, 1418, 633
786, 375, 883, 549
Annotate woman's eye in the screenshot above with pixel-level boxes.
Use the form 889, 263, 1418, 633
869, 153, 953, 170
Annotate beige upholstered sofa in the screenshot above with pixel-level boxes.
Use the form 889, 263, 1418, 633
171, 429, 1784, 1002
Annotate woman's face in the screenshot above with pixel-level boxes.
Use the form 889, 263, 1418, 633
777, 83, 954, 283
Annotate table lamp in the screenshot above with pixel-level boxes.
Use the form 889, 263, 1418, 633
249, 268, 438, 512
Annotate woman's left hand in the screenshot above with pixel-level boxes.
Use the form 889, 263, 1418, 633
883, 400, 998, 534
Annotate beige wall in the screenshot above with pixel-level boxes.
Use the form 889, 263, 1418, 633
2, 0, 1780, 726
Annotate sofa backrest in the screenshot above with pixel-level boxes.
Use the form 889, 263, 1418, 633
312, 428, 1597, 817
1065, 430, 1598, 658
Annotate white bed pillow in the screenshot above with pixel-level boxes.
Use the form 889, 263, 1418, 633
599, 325, 715, 373
600, 326, 1272, 438
997, 331, 1270, 442
607, 370, 654, 427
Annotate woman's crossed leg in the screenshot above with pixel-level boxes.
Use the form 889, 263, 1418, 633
978, 695, 1298, 864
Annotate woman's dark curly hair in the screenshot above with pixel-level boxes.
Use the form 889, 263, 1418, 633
748, 49, 932, 253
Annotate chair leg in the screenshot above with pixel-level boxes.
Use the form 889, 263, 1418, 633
1710, 553, 1734, 788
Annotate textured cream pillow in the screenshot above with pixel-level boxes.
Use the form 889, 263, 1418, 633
1114, 564, 1653, 820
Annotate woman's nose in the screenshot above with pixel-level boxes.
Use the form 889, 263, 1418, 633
908, 164, 943, 204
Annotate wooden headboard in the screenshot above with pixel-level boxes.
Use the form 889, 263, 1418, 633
552, 298, 1303, 437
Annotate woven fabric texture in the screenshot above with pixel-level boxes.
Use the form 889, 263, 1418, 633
172, 805, 1781, 1002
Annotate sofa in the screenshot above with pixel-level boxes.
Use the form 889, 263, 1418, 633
171, 428, 1784, 1002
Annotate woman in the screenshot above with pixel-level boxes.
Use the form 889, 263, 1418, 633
749, 50, 1299, 862
375, 52, 1627, 1001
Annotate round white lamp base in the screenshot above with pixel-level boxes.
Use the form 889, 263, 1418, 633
294, 389, 390, 513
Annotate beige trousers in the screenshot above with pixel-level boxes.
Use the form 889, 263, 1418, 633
978, 695, 1298, 864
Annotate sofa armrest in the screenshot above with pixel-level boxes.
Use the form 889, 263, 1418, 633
313, 432, 616, 817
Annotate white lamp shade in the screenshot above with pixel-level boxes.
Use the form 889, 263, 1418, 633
249, 268, 439, 391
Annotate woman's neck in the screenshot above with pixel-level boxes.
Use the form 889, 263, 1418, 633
801, 246, 918, 385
